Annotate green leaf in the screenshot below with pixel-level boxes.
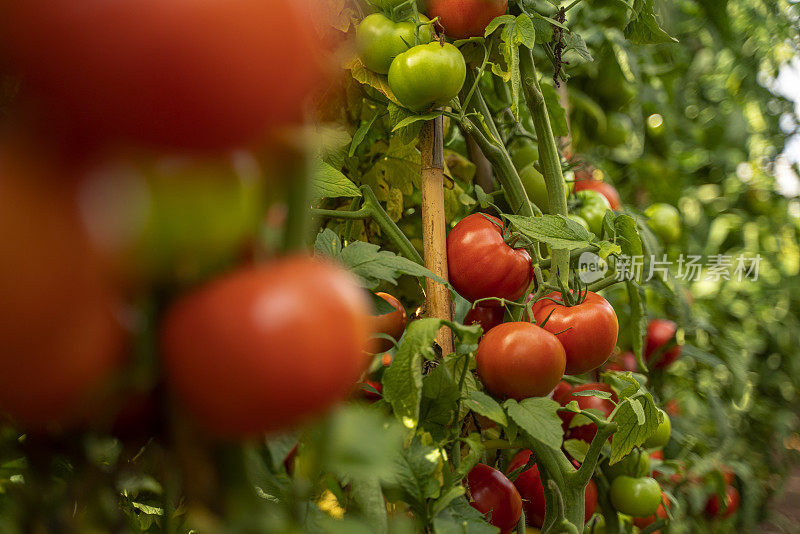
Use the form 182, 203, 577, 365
420, 362, 462, 432
562, 32, 593, 64
311, 159, 362, 200
505, 214, 593, 251
464, 391, 508, 427
513, 15, 536, 49
431, 486, 467, 519
350, 112, 380, 157
434, 497, 500, 534
627, 280, 647, 370
348, 57, 402, 105
349, 477, 389, 534
389, 438, 444, 516
315, 232, 448, 290
383, 319, 444, 429
504, 397, 564, 452
609, 379, 660, 464
623, 0, 678, 44
484, 15, 516, 37
563, 439, 590, 463
393, 111, 444, 132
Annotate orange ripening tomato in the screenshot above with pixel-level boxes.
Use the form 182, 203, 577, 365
161, 256, 372, 438
370, 292, 407, 353
0, 0, 328, 152
0, 140, 126, 430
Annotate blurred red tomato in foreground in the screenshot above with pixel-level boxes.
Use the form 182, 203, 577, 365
0, 141, 126, 430
161, 256, 372, 438
0, 0, 327, 152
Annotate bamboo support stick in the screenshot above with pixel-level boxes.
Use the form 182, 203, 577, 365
419, 117, 453, 355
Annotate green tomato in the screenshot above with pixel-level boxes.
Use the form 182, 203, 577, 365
568, 214, 590, 231
605, 450, 650, 481
601, 112, 633, 147
510, 141, 539, 170
573, 189, 611, 236
356, 13, 432, 74
609, 476, 661, 517
644, 409, 672, 450
644, 203, 681, 244
388, 42, 466, 112
130, 155, 262, 284
519, 163, 569, 214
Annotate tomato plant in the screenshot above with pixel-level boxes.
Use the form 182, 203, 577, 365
467, 463, 522, 534
161, 257, 372, 437
388, 42, 466, 112
530, 291, 618, 375
447, 214, 533, 304
426, 0, 508, 40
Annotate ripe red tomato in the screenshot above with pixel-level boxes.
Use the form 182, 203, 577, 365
704, 485, 740, 518
370, 292, 407, 352
447, 214, 532, 305
476, 322, 566, 400
558, 383, 617, 443
467, 463, 522, 534
427, 0, 508, 40
0, 0, 326, 151
0, 142, 126, 430
530, 292, 619, 375
574, 179, 622, 211
508, 451, 597, 528
632, 492, 669, 529
464, 305, 505, 335
359, 379, 383, 401
645, 319, 682, 369
161, 256, 371, 438
603, 350, 638, 373
552, 380, 573, 402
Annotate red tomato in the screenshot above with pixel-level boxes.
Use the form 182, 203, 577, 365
664, 398, 681, 416
552, 380, 573, 402
633, 492, 669, 530
645, 319, 682, 369
704, 485, 740, 518
0, 0, 326, 151
531, 292, 619, 375
603, 350, 638, 373
359, 379, 383, 401
508, 451, 597, 528
161, 256, 371, 438
0, 142, 126, 430
370, 292, 407, 352
447, 214, 532, 305
427, 0, 508, 40
464, 305, 505, 335
574, 180, 622, 211
558, 383, 617, 443
467, 463, 522, 534
476, 322, 566, 400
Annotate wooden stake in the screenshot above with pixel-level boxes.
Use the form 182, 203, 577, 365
419, 117, 453, 355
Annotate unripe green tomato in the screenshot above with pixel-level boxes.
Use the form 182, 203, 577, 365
388, 42, 466, 111
356, 13, 432, 74
609, 476, 661, 517
519, 163, 568, 213
644, 203, 681, 244
644, 409, 671, 450
605, 450, 650, 481
574, 189, 612, 236
568, 214, 590, 231
510, 142, 539, 170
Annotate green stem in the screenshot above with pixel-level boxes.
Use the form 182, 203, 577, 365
310, 186, 423, 265
282, 167, 312, 253
587, 273, 621, 293
520, 49, 569, 283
